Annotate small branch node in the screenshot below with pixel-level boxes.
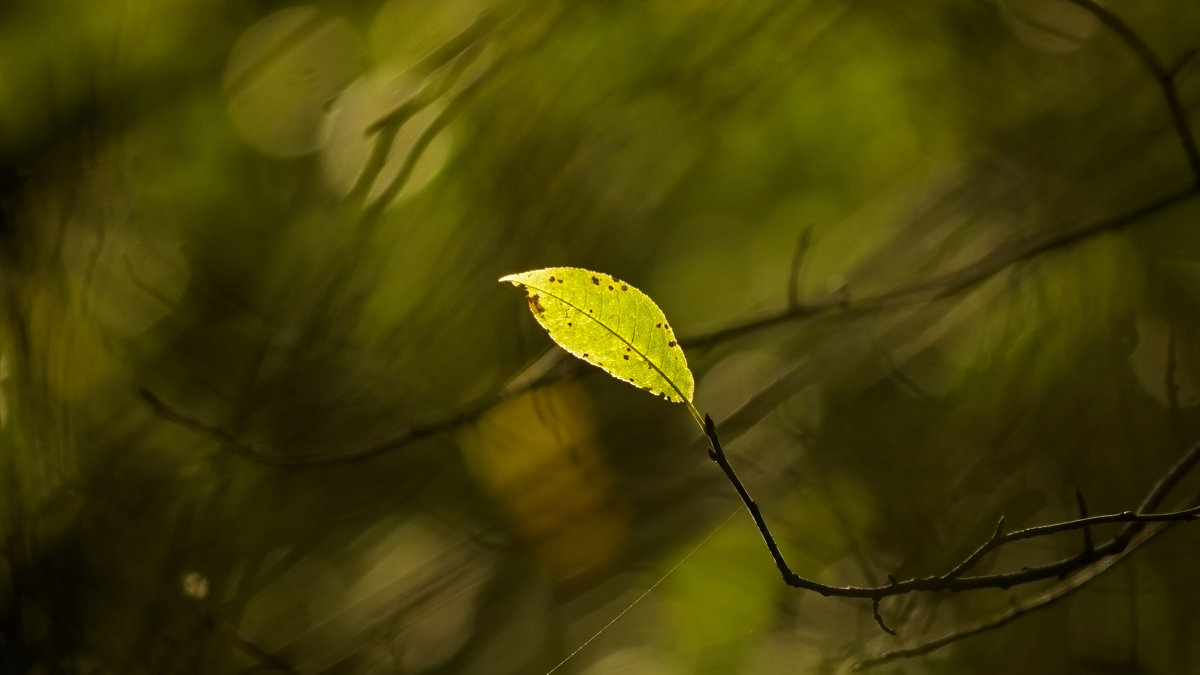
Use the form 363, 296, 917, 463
1064, 0, 1200, 190
1168, 47, 1199, 78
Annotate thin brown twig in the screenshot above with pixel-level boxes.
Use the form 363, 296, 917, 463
140, 0, 1200, 468
1168, 47, 1199, 78
701, 415, 1200, 601
687, 184, 1199, 349
133, 5, 1200, 637
940, 504, 1200, 582
871, 597, 897, 636
137, 382, 553, 467
364, 13, 498, 136
363, 59, 495, 218
139, 389, 263, 461
846, 504, 1187, 671
1065, 0, 1200, 184
141, 184, 1200, 466
142, 350, 557, 469
350, 37, 493, 208
942, 516, 1006, 581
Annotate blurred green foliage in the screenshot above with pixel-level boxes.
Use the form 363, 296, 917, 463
2, 0, 1200, 673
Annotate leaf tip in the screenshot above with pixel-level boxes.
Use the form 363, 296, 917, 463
499, 273, 529, 289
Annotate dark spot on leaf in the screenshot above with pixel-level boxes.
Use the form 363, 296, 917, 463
608, 285, 614, 290
623, 355, 629, 360
656, 323, 662, 328
588, 309, 593, 313
625, 347, 631, 352
668, 341, 676, 347
527, 294, 546, 314
583, 353, 588, 358
549, 276, 555, 282
567, 322, 573, 326
621, 284, 628, 291
591, 276, 600, 285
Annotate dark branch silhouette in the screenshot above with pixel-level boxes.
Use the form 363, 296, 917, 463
847, 502, 1190, 671
1065, 0, 1200, 184
131, 3, 1200, 666
137, 2, 1200, 468
703, 414, 1200, 600
140, 184, 1199, 466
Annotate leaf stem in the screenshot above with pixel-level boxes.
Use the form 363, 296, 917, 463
702, 413, 809, 589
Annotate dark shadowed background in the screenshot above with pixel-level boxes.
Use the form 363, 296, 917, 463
3, 0, 1200, 673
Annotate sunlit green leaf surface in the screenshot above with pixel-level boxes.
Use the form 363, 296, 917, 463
500, 267, 695, 404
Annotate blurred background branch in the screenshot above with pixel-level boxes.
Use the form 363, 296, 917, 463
3, 1, 1200, 674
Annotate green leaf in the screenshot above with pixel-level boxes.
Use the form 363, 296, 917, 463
500, 267, 696, 405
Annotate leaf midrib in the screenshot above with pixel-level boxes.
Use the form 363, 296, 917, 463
525, 279, 690, 403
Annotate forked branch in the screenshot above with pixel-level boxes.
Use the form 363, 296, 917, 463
1065, 0, 1200, 184
702, 412, 1200, 608
846, 503, 1189, 671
